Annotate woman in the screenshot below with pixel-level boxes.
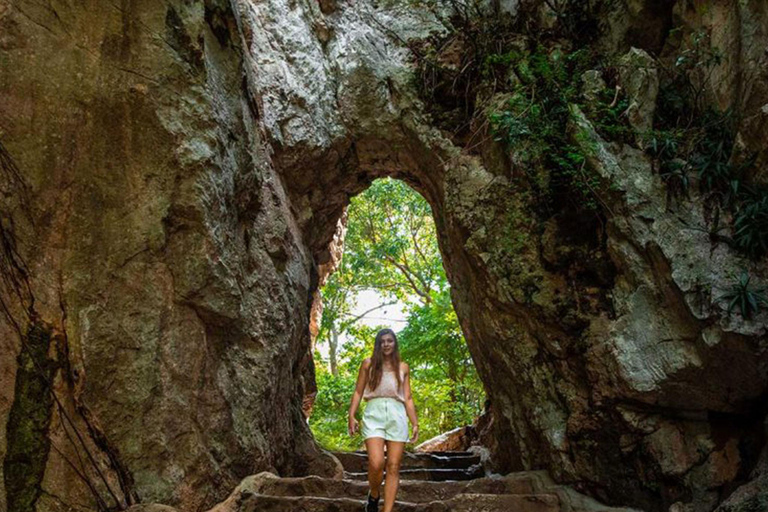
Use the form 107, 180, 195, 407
348, 328, 419, 512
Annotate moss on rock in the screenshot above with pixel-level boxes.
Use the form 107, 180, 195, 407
3, 322, 57, 512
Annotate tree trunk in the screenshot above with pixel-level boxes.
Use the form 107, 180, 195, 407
330, 327, 339, 377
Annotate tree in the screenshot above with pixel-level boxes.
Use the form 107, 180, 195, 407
398, 287, 485, 436
317, 260, 396, 376
310, 325, 379, 450
317, 177, 440, 373
311, 178, 485, 449
344, 178, 443, 305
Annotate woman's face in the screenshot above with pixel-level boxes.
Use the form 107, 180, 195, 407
381, 334, 396, 357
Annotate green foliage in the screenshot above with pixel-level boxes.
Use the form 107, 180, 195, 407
733, 191, 768, 260
689, 112, 743, 203
398, 287, 485, 439
589, 87, 633, 143
488, 45, 617, 212
311, 326, 378, 451
342, 178, 442, 305
644, 128, 683, 161
310, 179, 485, 451
673, 29, 724, 70
406, 0, 628, 216
716, 270, 768, 320
642, 28, 768, 260
656, 28, 723, 127
659, 159, 691, 200
643, 111, 746, 203
315, 178, 444, 375
409, 0, 616, 138
650, 30, 736, 191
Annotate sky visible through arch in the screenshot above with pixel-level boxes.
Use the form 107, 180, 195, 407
314, 289, 408, 360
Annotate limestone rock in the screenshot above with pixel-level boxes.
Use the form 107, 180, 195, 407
618, 47, 659, 135
715, 420, 768, 512
1, 1, 767, 512
581, 70, 607, 111
126, 506, 179, 512
715, 476, 768, 512
415, 426, 477, 452
666, 0, 768, 181
0, 1, 342, 510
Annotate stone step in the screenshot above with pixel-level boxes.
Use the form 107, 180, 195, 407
226, 492, 562, 512
198, 472, 641, 512
344, 464, 484, 482
244, 472, 540, 502
332, 450, 482, 472
138, 472, 641, 512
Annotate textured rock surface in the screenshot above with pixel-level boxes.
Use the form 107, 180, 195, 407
204, 451, 640, 512
0, 1, 342, 510
1, 0, 767, 511
414, 425, 477, 452
713, 418, 768, 512
618, 47, 658, 134
666, 0, 768, 180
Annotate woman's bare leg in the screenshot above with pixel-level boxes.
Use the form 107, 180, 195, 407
382, 441, 405, 512
365, 437, 386, 499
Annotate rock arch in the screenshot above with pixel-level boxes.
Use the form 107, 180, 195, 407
1, 1, 767, 511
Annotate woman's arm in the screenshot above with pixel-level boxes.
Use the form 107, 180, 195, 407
348, 358, 370, 434
402, 363, 419, 442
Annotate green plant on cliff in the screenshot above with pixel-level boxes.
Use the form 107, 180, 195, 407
716, 270, 768, 320
660, 160, 691, 199
402, 0, 629, 217
661, 28, 724, 122
647, 29, 732, 180
405, 0, 616, 137
733, 191, 768, 259
488, 45, 619, 212
644, 28, 768, 260
588, 85, 633, 143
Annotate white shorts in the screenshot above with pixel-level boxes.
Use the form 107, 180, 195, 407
361, 397, 409, 442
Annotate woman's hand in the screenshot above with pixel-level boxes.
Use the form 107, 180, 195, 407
408, 425, 419, 444
348, 416, 359, 436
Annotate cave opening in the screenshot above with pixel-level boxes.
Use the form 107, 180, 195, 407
306, 177, 486, 453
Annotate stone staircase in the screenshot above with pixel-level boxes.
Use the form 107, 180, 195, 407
208, 449, 640, 512
337, 450, 485, 482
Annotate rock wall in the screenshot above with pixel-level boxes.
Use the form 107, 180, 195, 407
1, 0, 767, 511
0, 1, 341, 510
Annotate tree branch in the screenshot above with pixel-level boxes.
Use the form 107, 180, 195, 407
340, 300, 399, 330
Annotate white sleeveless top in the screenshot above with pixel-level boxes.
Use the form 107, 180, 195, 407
363, 367, 406, 404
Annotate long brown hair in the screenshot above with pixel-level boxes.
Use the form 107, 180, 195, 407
367, 328, 403, 392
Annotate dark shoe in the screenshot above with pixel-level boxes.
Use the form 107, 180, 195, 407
364, 490, 380, 512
